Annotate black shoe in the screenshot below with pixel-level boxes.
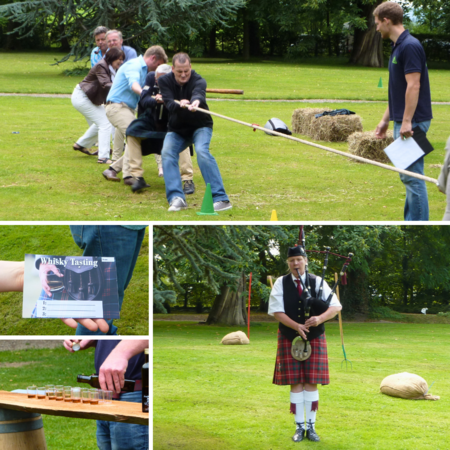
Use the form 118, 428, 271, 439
306, 428, 320, 442
183, 180, 195, 195
292, 423, 305, 442
131, 177, 150, 193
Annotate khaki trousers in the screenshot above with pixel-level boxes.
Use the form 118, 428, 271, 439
112, 144, 193, 181
105, 103, 136, 162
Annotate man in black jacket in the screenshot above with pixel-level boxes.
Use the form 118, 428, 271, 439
158, 53, 232, 212
103, 64, 195, 193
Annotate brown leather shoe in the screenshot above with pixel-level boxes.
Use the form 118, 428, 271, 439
123, 177, 134, 186
102, 168, 120, 182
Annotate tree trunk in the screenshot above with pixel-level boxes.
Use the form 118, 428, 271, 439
349, 0, 384, 67
206, 274, 247, 325
249, 20, 260, 56
209, 26, 216, 56
341, 269, 370, 315
243, 10, 250, 60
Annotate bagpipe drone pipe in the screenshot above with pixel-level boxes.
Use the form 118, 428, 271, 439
296, 227, 354, 321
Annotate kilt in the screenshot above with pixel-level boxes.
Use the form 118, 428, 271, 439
273, 330, 329, 386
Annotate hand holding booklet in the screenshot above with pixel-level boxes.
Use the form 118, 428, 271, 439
23, 254, 120, 319
383, 126, 434, 170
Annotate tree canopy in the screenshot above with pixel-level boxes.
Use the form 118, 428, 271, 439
154, 225, 450, 323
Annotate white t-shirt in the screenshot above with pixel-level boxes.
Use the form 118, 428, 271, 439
268, 273, 340, 316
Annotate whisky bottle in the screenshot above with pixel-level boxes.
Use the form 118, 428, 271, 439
142, 349, 149, 413
77, 374, 136, 392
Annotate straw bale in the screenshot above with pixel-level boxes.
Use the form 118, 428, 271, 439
348, 130, 394, 164
310, 114, 363, 142
291, 108, 332, 135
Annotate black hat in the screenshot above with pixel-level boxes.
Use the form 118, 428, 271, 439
287, 246, 306, 258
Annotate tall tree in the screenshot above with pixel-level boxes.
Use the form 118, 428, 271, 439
348, 0, 384, 67
0, 0, 244, 62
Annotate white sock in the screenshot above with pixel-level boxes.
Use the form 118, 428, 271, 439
304, 390, 319, 430
290, 391, 304, 426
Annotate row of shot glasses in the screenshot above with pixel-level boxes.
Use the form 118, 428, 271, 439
27, 385, 113, 404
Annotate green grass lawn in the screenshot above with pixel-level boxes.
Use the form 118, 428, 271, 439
1, 96, 448, 220
0, 226, 149, 335
1, 52, 450, 102
154, 320, 450, 450
0, 345, 98, 450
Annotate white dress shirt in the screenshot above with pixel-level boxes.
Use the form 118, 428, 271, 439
268, 273, 340, 316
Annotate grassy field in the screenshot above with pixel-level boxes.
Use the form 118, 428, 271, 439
1, 96, 449, 221
0, 225, 149, 335
154, 320, 450, 450
0, 344, 98, 450
1, 52, 450, 102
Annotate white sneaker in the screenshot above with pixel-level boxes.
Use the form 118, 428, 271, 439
213, 201, 232, 211
168, 197, 188, 212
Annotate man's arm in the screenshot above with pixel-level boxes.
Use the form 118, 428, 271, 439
159, 76, 179, 114
375, 106, 390, 139
400, 72, 421, 138
131, 81, 143, 96
99, 339, 149, 392
305, 305, 341, 328
274, 312, 309, 340
0, 261, 24, 292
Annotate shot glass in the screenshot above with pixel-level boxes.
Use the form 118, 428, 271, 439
37, 387, 46, 400
46, 387, 56, 400
55, 385, 64, 401
45, 385, 55, 399
64, 386, 72, 402
71, 387, 81, 403
27, 385, 37, 399
89, 389, 99, 405
102, 390, 113, 405
81, 388, 90, 404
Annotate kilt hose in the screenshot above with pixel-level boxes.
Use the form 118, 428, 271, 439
273, 330, 330, 386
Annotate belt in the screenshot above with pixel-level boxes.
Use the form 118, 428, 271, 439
112, 379, 142, 399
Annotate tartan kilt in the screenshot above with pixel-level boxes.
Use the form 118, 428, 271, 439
273, 330, 330, 386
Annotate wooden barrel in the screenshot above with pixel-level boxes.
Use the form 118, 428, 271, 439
0, 408, 47, 449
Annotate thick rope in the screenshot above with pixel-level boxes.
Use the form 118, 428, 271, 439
176, 100, 439, 185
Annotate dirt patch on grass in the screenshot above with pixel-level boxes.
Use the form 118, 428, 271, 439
0, 340, 63, 352
0, 361, 36, 368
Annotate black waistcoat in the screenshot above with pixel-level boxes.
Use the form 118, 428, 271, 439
279, 273, 325, 342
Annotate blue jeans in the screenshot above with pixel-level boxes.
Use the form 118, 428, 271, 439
394, 121, 431, 221
161, 127, 229, 204
96, 391, 148, 450
70, 226, 146, 335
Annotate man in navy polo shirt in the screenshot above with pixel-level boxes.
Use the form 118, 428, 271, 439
64, 339, 148, 450
374, 2, 432, 221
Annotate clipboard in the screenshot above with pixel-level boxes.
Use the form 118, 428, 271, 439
383, 126, 433, 170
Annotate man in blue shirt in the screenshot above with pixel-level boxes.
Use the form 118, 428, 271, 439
90, 26, 109, 67
106, 30, 138, 63
374, 2, 432, 221
105, 46, 168, 180
64, 339, 149, 450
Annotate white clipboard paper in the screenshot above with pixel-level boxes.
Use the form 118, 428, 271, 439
383, 136, 425, 170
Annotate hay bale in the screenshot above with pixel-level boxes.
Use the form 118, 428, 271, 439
291, 108, 332, 135
380, 372, 439, 400
221, 331, 250, 345
348, 130, 394, 164
310, 114, 363, 142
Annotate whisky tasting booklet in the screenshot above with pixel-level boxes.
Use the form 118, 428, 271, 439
22, 254, 120, 319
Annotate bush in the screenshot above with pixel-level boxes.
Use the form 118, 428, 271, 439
369, 306, 404, 320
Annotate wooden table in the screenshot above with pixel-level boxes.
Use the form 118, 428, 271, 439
0, 391, 148, 425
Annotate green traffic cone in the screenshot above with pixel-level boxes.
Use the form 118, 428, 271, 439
378, 77, 383, 88
197, 183, 219, 215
